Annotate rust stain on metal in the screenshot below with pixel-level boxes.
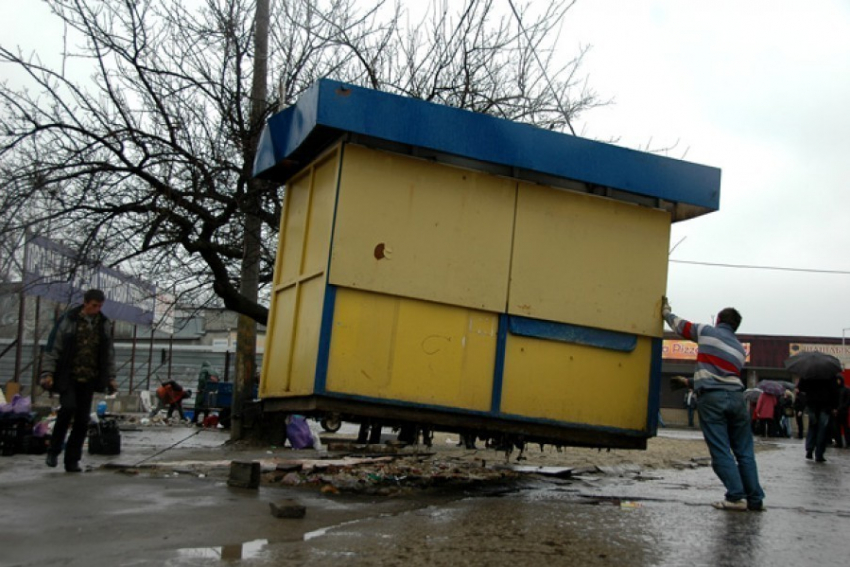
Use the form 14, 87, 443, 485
335, 87, 352, 97
374, 243, 386, 259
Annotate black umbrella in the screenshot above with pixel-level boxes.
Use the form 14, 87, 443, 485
784, 351, 843, 381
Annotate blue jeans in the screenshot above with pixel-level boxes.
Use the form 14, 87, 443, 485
697, 389, 765, 507
805, 408, 831, 459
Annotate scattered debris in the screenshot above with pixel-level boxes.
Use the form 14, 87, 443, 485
269, 499, 306, 519
493, 464, 573, 478
596, 464, 642, 476
228, 460, 261, 489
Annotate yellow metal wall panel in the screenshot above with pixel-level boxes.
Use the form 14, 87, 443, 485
329, 144, 516, 312
261, 147, 340, 398
326, 288, 496, 411
302, 153, 339, 277
288, 276, 326, 394
501, 335, 653, 430
278, 172, 311, 285
261, 286, 297, 396
509, 183, 670, 337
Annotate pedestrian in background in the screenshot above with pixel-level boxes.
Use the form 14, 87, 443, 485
794, 387, 807, 440
40, 289, 117, 473
753, 391, 778, 437
684, 388, 698, 428
151, 380, 191, 422
191, 361, 219, 427
663, 297, 765, 512
778, 390, 795, 438
798, 373, 840, 462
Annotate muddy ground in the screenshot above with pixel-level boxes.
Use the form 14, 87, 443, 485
140, 427, 736, 497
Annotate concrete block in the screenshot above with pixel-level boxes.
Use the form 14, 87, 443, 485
269, 499, 306, 519
227, 460, 260, 489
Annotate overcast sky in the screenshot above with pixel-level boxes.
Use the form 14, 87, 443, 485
562, 0, 850, 338
1, 1, 848, 338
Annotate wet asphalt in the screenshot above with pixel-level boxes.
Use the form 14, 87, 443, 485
1, 425, 848, 567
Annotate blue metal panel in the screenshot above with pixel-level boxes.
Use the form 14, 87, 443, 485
508, 315, 637, 352
313, 284, 338, 395
490, 314, 509, 414
645, 337, 664, 434
255, 79, 721, 211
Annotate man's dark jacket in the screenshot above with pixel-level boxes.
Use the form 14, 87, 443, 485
42, 305, 116, 394
798, 376, 841, 413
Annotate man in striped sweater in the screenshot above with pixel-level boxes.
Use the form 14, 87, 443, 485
662, 297, 765, 512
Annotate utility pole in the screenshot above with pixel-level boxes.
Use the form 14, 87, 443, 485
232, 0, 269, 440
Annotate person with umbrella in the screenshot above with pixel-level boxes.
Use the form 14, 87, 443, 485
753, 390, 779, 437
662, 297, 765, 512
757, 381, 793, 437
786, 352, 843, 462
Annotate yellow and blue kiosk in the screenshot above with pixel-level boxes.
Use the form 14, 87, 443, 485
253, 79, 720, 449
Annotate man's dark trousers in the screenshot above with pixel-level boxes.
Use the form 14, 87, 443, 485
49, 381, 95, 465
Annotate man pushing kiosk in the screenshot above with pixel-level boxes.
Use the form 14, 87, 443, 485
662, 296, 766, 512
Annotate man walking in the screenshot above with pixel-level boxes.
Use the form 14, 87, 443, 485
41, 289, 117, 472
799, 374, 841, 462
662, 297, 765, 511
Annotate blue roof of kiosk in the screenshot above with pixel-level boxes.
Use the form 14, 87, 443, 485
254, 79, 720, 215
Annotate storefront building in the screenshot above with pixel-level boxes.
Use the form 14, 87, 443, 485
659, 334, 850, 425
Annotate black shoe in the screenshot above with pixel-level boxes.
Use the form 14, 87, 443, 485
45, 453, 58, 468
815, 456, 827, 463
805, 451, 813, 460
64, 462, 83, 473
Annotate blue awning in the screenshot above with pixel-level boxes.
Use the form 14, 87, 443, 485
254, 79, 721, 218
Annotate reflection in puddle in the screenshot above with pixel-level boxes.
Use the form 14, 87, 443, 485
177, 538, 268, 560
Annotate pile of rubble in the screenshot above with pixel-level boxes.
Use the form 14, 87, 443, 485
264, 453, 516, 495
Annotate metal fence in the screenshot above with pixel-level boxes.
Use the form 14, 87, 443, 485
0, 338, 259, 397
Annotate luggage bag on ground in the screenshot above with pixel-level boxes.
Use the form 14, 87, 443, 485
88, 418, 121, 455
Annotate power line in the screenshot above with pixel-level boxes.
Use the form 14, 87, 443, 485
670, 259, 850, 275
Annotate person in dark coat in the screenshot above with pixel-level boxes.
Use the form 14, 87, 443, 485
40, 289, 117, 473
190, 361, 218, 426
798, 374, 841, 462
793, 388, 807, 440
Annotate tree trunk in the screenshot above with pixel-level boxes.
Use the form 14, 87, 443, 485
232, 0, 269, 440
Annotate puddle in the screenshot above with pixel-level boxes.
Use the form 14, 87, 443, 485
176, 538, 268, 560
304, 518, 370, 541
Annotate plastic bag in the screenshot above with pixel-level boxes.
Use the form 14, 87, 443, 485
33, 420, 51, 438
0, 394, 31, 414
308, 419, 325, 453
285, 415, 313, 449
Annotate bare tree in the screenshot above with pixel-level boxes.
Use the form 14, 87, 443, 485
0, 0, 605, 325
